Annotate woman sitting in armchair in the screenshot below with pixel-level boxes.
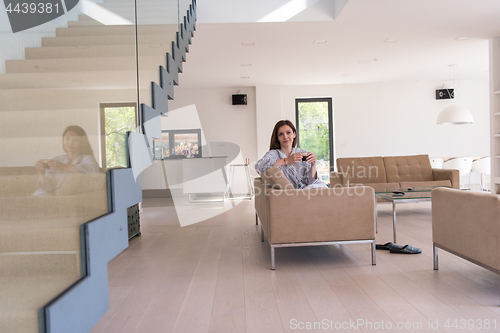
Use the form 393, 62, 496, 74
255, 119, 327, 189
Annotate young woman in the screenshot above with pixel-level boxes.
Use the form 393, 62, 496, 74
34, 125, 100, 195
255, 120, 327, 189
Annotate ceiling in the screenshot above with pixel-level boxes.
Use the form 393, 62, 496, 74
177, 0, 500, 88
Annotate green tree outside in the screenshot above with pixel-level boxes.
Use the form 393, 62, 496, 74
297, 101, 331, 184
104, 106, 136, 168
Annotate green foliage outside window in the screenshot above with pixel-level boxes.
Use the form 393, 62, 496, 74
297, 101, 330, 162
297, 101, 331, 184
104, 106, 136, 168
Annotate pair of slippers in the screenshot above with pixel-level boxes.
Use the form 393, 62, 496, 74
376, 242, 422, 254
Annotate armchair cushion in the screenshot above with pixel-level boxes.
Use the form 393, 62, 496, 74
260, 166, 294, 189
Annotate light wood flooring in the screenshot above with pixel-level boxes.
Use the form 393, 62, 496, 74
90, 198, 500, 333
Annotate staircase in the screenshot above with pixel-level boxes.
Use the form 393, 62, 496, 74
0, 0, 195, 331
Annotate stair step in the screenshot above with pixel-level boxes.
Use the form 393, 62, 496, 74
0, 275, 80, 332
68, 14, 104, 27
0, 224, 80, 253
0, 68, 159, 90
0, 252, 81, 277
56, 24, 177, 37
0, 89, 137, 111
42, 33, 177, 47
25, 43, 169, 60
6, 54, 165, 74
0, 310, 38, 333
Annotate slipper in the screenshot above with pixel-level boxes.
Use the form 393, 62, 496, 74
389, 244, 422, 254
375, 242, 393, 250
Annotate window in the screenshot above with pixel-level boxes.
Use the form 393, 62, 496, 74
100, 103, 137, 169
295, 98, 334, 185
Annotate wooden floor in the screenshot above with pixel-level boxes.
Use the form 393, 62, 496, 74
90, 198, 500, 333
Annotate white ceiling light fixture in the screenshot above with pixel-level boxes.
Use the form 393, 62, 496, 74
314, 40, 327, 44
436, 105, 474, 125
437, 64, 473, 125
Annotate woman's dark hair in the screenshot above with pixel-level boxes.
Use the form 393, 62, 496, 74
62, 125, 94, 157
269, 120, 297, 150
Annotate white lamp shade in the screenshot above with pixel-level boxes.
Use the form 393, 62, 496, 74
436, 105, 474, 125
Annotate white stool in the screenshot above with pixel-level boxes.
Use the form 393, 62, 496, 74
228, 159, 254, 200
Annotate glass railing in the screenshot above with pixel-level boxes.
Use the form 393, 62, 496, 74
0, 0, 186, 331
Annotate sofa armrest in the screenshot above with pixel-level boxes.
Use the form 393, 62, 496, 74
432, 187, 500, 270
329, 171, 350, 187
432, 168, 459, 189
266, 186, 375, 244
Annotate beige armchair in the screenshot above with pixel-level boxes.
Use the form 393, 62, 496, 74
432, 187, 500, 302
254, 166, 376, 270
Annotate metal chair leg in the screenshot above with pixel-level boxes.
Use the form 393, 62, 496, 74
271, 245, 275, 270
371, 240, 376, 265
433, 243, 439, 270
255, 212, 258, 225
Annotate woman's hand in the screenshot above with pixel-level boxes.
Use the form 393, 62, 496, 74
304, 152, 317, 165
35, 159, 47, 172
45, 159, 68, 172
286, 153, 304, 165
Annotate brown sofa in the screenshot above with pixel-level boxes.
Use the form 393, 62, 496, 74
432, 187, 500, 302
332, 154, 459, 191
254, 166, 376, 270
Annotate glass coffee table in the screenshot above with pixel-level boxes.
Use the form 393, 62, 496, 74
375, 188, 433, 243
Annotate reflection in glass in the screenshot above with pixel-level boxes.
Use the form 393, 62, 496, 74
154, 129, 201, 159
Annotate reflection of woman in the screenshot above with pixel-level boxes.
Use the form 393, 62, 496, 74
33, 125, 100, 195
255, 120, 327, 189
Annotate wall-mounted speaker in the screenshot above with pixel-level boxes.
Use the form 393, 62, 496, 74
232, 94, 247, 105
436, 89, 454, 100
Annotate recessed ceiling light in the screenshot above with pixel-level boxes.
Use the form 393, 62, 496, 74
314, 40, 327, 44
240, 76, 250, 79
242, 42, 255, 46
454, 36, 469, 41
357, 60, 370, 64
241, 63, 252, 67
384, 38, 398, 43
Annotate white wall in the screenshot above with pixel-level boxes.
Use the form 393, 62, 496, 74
262, 80, 490, 163
168, 79, 490, 173
168, 86, 258, 164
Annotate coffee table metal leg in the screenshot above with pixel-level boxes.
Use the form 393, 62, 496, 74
392, 201, 397, 243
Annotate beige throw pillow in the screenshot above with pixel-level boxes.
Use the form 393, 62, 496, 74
260, 166, 294, 189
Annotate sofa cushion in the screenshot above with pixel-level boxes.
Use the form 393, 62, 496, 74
336, 156, 387, 184
260, 166, 294, 189
384, 155, 433, 183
